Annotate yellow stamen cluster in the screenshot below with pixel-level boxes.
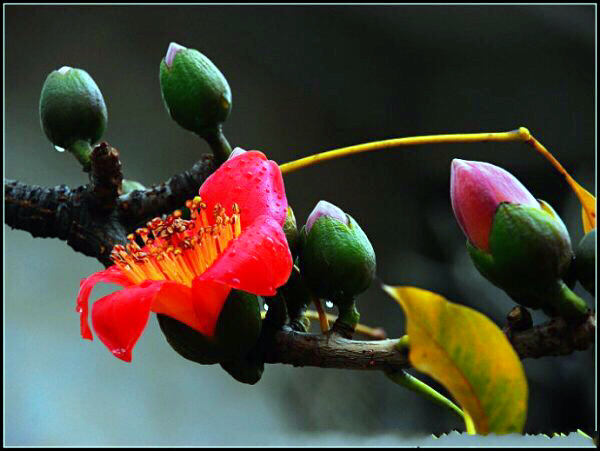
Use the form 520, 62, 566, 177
110, 196, 242, 286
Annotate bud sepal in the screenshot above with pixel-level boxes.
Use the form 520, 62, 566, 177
574, 228, 596, 295
158, 289, 262, 364
467, 201, 587, 318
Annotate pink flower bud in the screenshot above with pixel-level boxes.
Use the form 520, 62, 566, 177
306, 200, 348, 233
450, 159, 540, 251
165, 42, 186, 69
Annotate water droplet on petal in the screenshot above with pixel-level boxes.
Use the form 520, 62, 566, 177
231, 277, 241, 285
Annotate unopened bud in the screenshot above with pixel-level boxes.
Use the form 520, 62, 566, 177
159, 42, 232, 139
39, 66, 107, 161
299, 201, 376, 330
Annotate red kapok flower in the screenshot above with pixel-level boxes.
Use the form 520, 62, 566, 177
450, 159, 540, 251
76, 150, 293, 362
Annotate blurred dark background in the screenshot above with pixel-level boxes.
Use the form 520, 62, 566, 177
4, 5, 595, 446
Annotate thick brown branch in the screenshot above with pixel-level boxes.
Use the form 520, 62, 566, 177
4, 144, 595, 371
5, 148, 216, 266
506, 312, 596, 359
5, 179, 78, 241
264, 328, 410, 370
263, 312, 595, 371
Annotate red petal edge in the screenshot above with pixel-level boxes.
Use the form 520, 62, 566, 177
91, 280, 193, 362
197, 215, 293, 297
191, 279, 232, 337
199, 151, 288, 228
76, 266, 134, 340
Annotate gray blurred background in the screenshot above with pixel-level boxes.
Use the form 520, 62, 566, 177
4, 5, 596, 446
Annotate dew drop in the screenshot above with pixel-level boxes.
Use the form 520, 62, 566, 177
231, 277, 241, 285
325, 300, 334, 308
264, 303, 269, 312
54, 145, 65, 152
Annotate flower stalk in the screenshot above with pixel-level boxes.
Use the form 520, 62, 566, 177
279, 127, 595, 232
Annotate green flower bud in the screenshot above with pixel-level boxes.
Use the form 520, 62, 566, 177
575, 229, 595, 294
158, 289, 262, 364
298, 201, 376, 320
467, 201, 588, 318
159, 42, 232, 139
39, 66, 107, 168
220, 356, 264, 385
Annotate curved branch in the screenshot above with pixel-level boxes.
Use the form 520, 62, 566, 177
507, 312, 596, 359
263, 311, 595, 372
117, 155, 216, 225
5, 147, 216, 265
4, 143, 595, 372
265, 327, 410, 370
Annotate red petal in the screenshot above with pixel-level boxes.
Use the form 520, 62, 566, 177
91, 280, 192, 362
197, 215, 293, 297
76, 266, 133, 340
149, 281, 214, 334
191, 279, 232, 337
199, 151, 287, 228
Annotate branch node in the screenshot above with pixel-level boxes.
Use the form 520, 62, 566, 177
89, 142, 123, 211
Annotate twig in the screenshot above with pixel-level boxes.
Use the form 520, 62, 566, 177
4, 145, 595, 370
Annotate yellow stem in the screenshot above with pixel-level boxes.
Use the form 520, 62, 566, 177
304, 310, 386, 339
278, 126, 595, 232
279, 127, 531, 175
525, 136, 596, 232
258, 309, 386, 339
313, 299, 330, 333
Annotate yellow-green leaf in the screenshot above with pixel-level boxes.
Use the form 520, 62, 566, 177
572, 182, 595, 233
383, 285, 528, 435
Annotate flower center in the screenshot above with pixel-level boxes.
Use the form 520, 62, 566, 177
110, 196, 242, 286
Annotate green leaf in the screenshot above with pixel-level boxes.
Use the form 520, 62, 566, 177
383, 285, 528, 435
